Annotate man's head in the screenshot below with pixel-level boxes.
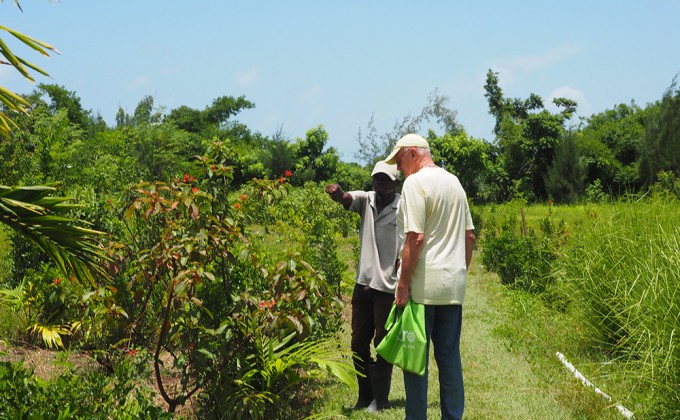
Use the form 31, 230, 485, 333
384, 134, 431, 177
384, 134, 429, 165
371, 161, 399, 197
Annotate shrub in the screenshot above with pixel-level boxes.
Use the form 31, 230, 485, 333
99, 142, 349, 414
480, 214, 565, 295
0, 358, 169, 419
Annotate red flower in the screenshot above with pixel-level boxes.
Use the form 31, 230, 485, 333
258, 299, 276, 309
53, 278, 62, 285
279, 177, 286, 184
191, 187, 199, 193
127, 349, 137, 357
284, 170, 293, 178
183, 173, 196, 183
239, 194, 248, 201
234, 203, 241, 210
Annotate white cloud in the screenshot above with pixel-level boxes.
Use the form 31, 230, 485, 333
547, 85, 591, 121
299, 85, 322, 104
548, 86, 585, 103
236, 66, 259, 87
490, 45, 582, 87
511, 45, 581, 72
129, 74, 152, 90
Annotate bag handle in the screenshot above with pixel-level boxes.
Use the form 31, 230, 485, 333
383, 303, 402, 331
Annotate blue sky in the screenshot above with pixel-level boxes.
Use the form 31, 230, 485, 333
2, 1, 679, 163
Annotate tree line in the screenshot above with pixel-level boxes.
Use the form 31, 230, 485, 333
5, 71, 679, 209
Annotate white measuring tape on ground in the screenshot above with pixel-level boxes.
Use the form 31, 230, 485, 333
556, 352, 635, 419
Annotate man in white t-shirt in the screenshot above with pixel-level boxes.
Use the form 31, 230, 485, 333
385, 133, 476, 420
326, 161, 401, 412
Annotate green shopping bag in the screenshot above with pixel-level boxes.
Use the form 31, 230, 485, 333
376, 299, 427, 376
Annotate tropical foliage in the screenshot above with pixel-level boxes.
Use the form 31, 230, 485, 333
2, 1, 680, 417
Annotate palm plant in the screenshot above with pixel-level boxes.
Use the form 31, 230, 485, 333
0, 185, 108, 283
1, 1, 108, 284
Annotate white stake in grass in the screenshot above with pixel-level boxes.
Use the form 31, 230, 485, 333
556, 352, 635, 419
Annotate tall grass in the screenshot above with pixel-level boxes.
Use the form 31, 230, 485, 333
556, 198, 680, 418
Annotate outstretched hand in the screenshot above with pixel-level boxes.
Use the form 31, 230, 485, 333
325, 184, 343, 200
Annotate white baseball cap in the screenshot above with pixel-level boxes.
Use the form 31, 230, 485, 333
384, 134, 430, 164
371, 161, 400, 181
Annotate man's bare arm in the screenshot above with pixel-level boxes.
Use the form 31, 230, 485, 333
395, 231, 425, 307
465, 229, 476, 269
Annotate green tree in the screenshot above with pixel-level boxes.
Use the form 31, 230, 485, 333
163, 105, 204, 132
203, 95, 254, 127
30, 109, 85, 184
164, 95, 254, 134
639, 76, 680, 184
115, 106, 131, 127
577, 102, 647, 195
263, 127, 297, 179
545, 131, 585, 203
334, 161, 371, 192
429, 130, 499, 202
37, 83, 91, 129
128, 123, 196, 181
484, 69, 576, 200
132, 95, 162, 126
293, 125, 339, 184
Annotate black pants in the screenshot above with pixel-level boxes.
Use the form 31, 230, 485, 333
350, 284, 394, 367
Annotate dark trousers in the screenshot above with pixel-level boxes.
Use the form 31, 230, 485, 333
350, 284, 394, 367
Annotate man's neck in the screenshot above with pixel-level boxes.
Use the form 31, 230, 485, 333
415, 158, 437, 172
375, 191, 396, 209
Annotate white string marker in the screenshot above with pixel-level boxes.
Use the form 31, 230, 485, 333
556, 352, 635, 419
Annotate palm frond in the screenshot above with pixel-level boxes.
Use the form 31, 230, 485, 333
1, 19, 55, 138
0, 184, 110, 285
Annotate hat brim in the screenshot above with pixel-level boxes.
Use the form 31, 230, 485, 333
384, 146, 401, 165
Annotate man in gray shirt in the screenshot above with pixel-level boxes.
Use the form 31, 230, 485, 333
326, 161, 401, 412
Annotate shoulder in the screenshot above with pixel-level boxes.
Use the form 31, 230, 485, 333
348, 190, 372, 211
349, 190, 370, 200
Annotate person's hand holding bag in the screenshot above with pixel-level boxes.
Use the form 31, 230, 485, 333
376, 299, 427, 376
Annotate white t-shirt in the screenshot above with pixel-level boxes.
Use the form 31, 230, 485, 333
397, 167, 474, 305
348, 191, 400, 293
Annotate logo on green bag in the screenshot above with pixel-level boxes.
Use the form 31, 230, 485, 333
399, 330, 416, 343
